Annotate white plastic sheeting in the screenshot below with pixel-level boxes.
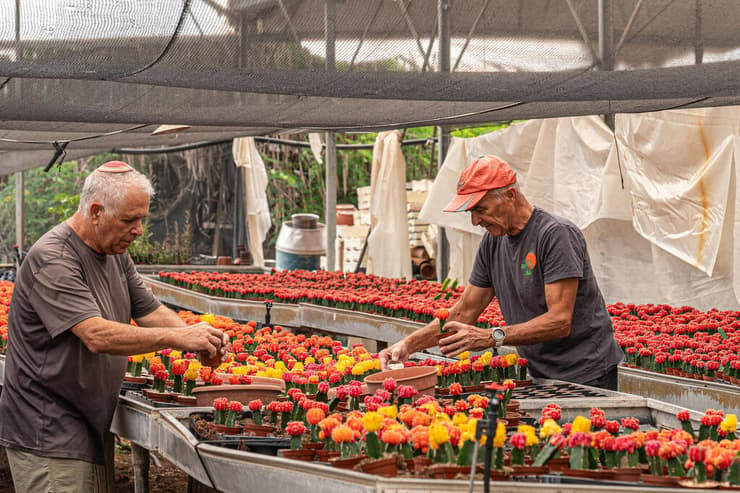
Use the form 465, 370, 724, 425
232, 137, 272, 268
366, 131, 412, 280
419, 108, 740, 310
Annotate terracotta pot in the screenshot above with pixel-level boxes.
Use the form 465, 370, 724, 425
278, 448, 315, 462
412, 456, 433, 475
641, 473, 685, 487
360, 456, 399, 477
242, 422, 276, 437
174, 394, 198, 406
463, 384, 487, 393
427, 464, 471, 480
679, 479, 720, 489
487, 468, 511, 481
329, 455, 366, 470
124, 375, 149, 384
435, 387, 450, 396
142, 388, 173, 403
212, 423, 243, 435
315, 450, 341, 462
562, 468, 613, 480
513, 379, 533, 388
191, 382, 284, 407
504, 412, 521, 427
301, 441, 325, 450
510, 465, 549, 477
600, 466, 642, 482
364, 366, 437, 399
547, 456, 571, 472
506, 400, 521, 413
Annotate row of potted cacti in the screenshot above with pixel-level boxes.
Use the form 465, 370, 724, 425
194, 372, 740, 485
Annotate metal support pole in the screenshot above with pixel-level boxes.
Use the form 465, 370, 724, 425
694, 0, 703, 64
598, 0, 615, 129
436, 0, 451, 281
325, 0, 337, 271
326, 133, 337, 271
131, 443, 150, 493
15, 171, 23, 253
14, 1, 23, 253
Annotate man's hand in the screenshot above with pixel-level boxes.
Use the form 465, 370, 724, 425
437, 321, 493, 357
180, 321, 229, 360
378, 341, 410, 370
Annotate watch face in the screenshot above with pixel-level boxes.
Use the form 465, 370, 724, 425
493, 328, 506, 342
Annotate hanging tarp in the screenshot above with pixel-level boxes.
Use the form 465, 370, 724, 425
232, 137, 272, 268
366, 131, 412, 280
420, 108, 740, 310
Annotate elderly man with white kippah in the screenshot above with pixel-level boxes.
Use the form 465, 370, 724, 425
379, 156, 623, 390
0, 161, 229, 492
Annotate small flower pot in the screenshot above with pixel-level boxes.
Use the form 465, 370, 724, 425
142, 388, 174, 403
360, 456, 399, 477
513, 379, 533, 388
412, 456, 433, 475
427, 464, 470, 480
546, 456, 571, 472
678, 479, 720, 489
315, 450, 341, 462
562, 468, 612, 480
600, 466, 642, 482
510, 465, 549, 477
241, 422, 275, 437
124, 375, 149, 384
212, 423, 243, 435
506, 400, 521, 413
463, 384, 487, 393
174, 395, 198, 406
329, 455, 366, 470
641, 473, 685, 487
278, 448, 315, 462
301, 441, 324, 451
364, 366, 437, 400
503, 412, 521, 427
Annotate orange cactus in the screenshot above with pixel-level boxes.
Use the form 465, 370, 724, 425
306, 407, 326, 426
331, 425, 355, 444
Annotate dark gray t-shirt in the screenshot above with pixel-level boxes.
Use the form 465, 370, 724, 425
469, 207, 623, 383
0, 222, 160, 463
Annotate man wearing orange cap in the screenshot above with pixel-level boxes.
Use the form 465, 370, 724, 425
0, 161, 229, 492
380, 155, 623, 390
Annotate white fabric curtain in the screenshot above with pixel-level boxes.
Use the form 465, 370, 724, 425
419, 107, 740, 310
232, 137, 272, 268
366, 130, 412, 279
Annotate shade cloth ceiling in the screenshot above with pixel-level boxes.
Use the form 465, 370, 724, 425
2, 0, 740, 174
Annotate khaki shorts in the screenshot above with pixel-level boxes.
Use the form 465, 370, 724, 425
5, 447, 110, 493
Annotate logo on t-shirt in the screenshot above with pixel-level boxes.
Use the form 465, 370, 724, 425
521, 250, 537, 276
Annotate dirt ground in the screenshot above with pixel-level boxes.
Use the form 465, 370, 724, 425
0, 438, 190, 493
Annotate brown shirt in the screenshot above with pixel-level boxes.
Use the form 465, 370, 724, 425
0, 222, 160, 463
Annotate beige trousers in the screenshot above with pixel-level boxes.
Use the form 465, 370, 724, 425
5, 446, 111, 493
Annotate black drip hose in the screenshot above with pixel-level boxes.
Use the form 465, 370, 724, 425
479, 394, 499, 493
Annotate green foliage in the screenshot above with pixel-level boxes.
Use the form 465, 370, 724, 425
0, 157, 100, 260
128, 212, 193, 265
1, 124, 514, 261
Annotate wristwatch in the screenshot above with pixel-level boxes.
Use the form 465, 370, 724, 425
492, 327, 506, 348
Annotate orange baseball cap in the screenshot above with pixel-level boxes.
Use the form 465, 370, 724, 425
97, 161, 134, 173
443, 155, 517, 212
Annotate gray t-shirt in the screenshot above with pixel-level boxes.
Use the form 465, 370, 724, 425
0, 222, 160, 463
469, 207, 623, 383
